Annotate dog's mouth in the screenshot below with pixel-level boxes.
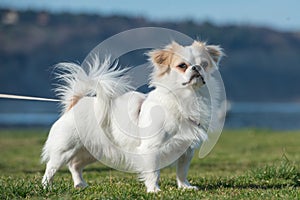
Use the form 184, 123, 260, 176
182, 73, 205, 86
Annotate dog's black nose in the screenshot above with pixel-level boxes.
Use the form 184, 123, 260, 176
192, 65, 201, 71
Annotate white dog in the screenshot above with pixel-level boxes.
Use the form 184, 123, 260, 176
41, 40, 224, 192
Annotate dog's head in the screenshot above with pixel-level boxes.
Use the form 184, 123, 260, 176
148, 41, 224, 89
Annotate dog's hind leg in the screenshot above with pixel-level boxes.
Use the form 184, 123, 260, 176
68, 147, 96, 188
42, 147, 79, 188
42, 158, 65, 188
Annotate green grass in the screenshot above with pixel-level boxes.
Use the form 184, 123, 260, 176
0, 128, 299, 199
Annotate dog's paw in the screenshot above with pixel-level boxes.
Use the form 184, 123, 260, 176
178, 180, 199, 190
42, 183, 50, 190
41, 178, 52, 189
147, 187, 161, 193
180, 185, 199, 190
74, 182, 88, 189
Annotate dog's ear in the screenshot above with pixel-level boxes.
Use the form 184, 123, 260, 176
148, 41, 180, 67
148, 49, 171, 66
147, 49, 173, 76
206, 45, 224, 64
193, 41, 224, 65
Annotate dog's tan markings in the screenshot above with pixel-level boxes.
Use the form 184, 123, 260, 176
66, 95, 81, 111
149, 41, 186, 77
151, 50, 172, 66
206, 45, 224, 64
172, 53, 190, 74
176, 62, 189, 73
149, 49, 173, 77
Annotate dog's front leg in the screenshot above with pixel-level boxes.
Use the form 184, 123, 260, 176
137, 149, 161, 193
140, 170, 161, 193
176, 147, 198, 190
136, 143, 161, 192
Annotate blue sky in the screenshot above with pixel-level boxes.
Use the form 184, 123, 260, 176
0, 0, 299, 32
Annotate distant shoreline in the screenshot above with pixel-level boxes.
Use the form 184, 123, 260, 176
1, 102, 300, 130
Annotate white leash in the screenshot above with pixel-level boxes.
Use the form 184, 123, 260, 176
0, 94, 60, 102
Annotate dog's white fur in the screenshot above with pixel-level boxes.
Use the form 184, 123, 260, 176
41, 41, 224, 192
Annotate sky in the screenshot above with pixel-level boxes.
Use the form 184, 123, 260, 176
0, 0, 299, 32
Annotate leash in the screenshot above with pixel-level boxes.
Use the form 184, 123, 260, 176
0, 94, 60, 102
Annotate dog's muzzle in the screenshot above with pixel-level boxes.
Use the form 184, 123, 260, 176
182, 65, 206, 86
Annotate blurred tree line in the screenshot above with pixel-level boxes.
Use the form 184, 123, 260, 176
1, 9, 300, 104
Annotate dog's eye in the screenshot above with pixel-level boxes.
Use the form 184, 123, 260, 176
177, 63, 188, 69
201, 61, 208, 69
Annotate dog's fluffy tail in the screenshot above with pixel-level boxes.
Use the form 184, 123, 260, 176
54, 56, 132, 114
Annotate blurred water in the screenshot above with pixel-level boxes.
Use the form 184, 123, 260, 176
0, 102, 300, 130
0, 113, 58, 127
226, 102, 300, 130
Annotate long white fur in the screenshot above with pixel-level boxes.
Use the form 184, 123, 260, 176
41, 41, 223, 193
41, 56, 132, 164
53, 56, 131, 114
41, 57, 140, 189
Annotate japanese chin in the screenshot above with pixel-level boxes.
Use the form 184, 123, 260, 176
41, 40, 224, 192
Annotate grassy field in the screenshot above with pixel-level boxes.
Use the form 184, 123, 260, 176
0, 128, 299, 199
